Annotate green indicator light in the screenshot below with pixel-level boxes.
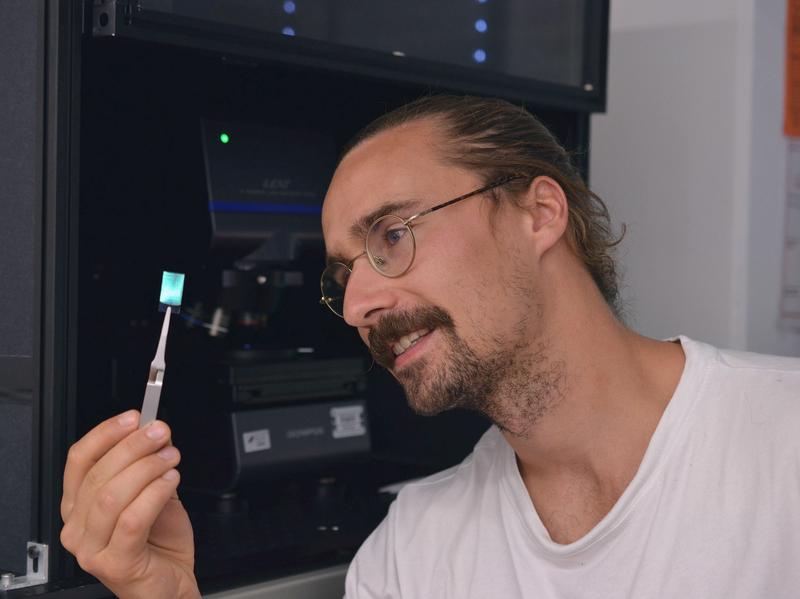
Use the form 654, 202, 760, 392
219, 133, 230, 144
159, 271, 185, 307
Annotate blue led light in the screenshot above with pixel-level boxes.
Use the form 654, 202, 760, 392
477, 0, 488, 4
475, 19, 487, 33
282, 26, 295, 36
283, 1, 296, 14
473, 49, 487, 63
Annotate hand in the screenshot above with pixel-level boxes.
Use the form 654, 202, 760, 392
60, 410, 200, 599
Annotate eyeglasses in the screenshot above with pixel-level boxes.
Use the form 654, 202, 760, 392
319, 175, 523, 317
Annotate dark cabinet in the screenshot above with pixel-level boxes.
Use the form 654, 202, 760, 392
0, 1, 608, 596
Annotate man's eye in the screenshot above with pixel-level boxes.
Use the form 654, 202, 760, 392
385, 227, 407, 246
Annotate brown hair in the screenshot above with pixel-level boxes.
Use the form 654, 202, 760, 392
342, 95, 626, 316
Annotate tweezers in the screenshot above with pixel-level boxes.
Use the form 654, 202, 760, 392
139, 306, 172, 428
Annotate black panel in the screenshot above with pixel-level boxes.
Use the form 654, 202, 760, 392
141, 0, 588, 87
8, 0, 600, 592
0, 0, 44, 576
94, 0, 609, 112
0, 0, 41, 357
0, 402, 34, 575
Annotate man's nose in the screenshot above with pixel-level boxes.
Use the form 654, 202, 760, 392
342, 258, 399, 327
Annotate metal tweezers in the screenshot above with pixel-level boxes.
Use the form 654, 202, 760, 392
139, 306, 172, 428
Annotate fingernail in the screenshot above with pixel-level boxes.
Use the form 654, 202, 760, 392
146, 422, 167, 440
162, 469, 179, 481
157, 446, 178, 460
118, 411, 138, 427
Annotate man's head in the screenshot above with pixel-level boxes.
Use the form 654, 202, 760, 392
321, 95, 622, 432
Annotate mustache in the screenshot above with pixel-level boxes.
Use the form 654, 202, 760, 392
368, 306, 455, 368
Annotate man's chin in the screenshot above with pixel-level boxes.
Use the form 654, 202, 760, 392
404, 393, 449, 417
395, 361, 458, 417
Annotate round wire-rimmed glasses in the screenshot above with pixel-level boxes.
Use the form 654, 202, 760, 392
319, 175, 523, 317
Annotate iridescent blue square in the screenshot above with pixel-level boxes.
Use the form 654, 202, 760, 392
159, 271, 185, 307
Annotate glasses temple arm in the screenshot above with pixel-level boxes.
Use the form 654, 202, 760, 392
403, 175, 524, 225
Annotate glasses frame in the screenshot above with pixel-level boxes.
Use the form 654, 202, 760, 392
320, 174, 524, 316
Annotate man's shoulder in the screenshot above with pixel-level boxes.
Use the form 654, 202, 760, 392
681, 336, 800, 387
701, 340, 800, 401
713, 344, 800, 374
682, 337, 800, 444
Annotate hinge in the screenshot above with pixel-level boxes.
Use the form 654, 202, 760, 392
0, 543, 49, 591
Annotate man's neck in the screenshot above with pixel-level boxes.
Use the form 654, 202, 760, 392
500, 289, 686, 543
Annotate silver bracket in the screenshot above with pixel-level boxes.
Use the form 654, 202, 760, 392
0, 543, 49, 591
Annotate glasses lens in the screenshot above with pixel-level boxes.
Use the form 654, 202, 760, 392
320, 262, 350, 316
366, 215, 414, 277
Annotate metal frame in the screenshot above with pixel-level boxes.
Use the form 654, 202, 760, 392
37, 0, 84, 587
581, 0, 610, 104
90, 0, 610, 113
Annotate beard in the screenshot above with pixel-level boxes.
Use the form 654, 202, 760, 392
367, 305, 565, 437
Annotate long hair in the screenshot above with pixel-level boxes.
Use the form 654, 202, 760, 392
342, 95, 626, 316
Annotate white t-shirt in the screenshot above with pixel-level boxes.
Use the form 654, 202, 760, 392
345, 337, 800, 598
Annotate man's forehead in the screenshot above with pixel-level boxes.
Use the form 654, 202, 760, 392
321, 120, 448, 244
326, 121, 444, 202
322, 172, 429, 265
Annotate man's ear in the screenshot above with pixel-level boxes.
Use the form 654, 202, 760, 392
518, 176, 570, 255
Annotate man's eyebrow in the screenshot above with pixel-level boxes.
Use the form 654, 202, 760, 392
348, 199, 423, 241
325, 198, 425, 266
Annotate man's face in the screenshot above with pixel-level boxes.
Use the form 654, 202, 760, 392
322, 119, 543, 420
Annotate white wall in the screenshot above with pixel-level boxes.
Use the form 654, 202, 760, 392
590, 0, 800, 356
747, 2, 799, 356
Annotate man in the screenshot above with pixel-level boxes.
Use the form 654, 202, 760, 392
60, 96, 800, 598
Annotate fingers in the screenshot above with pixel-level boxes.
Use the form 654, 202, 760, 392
106, 469, 182, 559
65, 471, 184, 588
81, 446, 182, 555
62, 410, 140, 522
68, 420, 174, 536
59, 411, 197, 598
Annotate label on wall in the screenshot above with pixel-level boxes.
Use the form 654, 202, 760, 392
786, 0, 800, 136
